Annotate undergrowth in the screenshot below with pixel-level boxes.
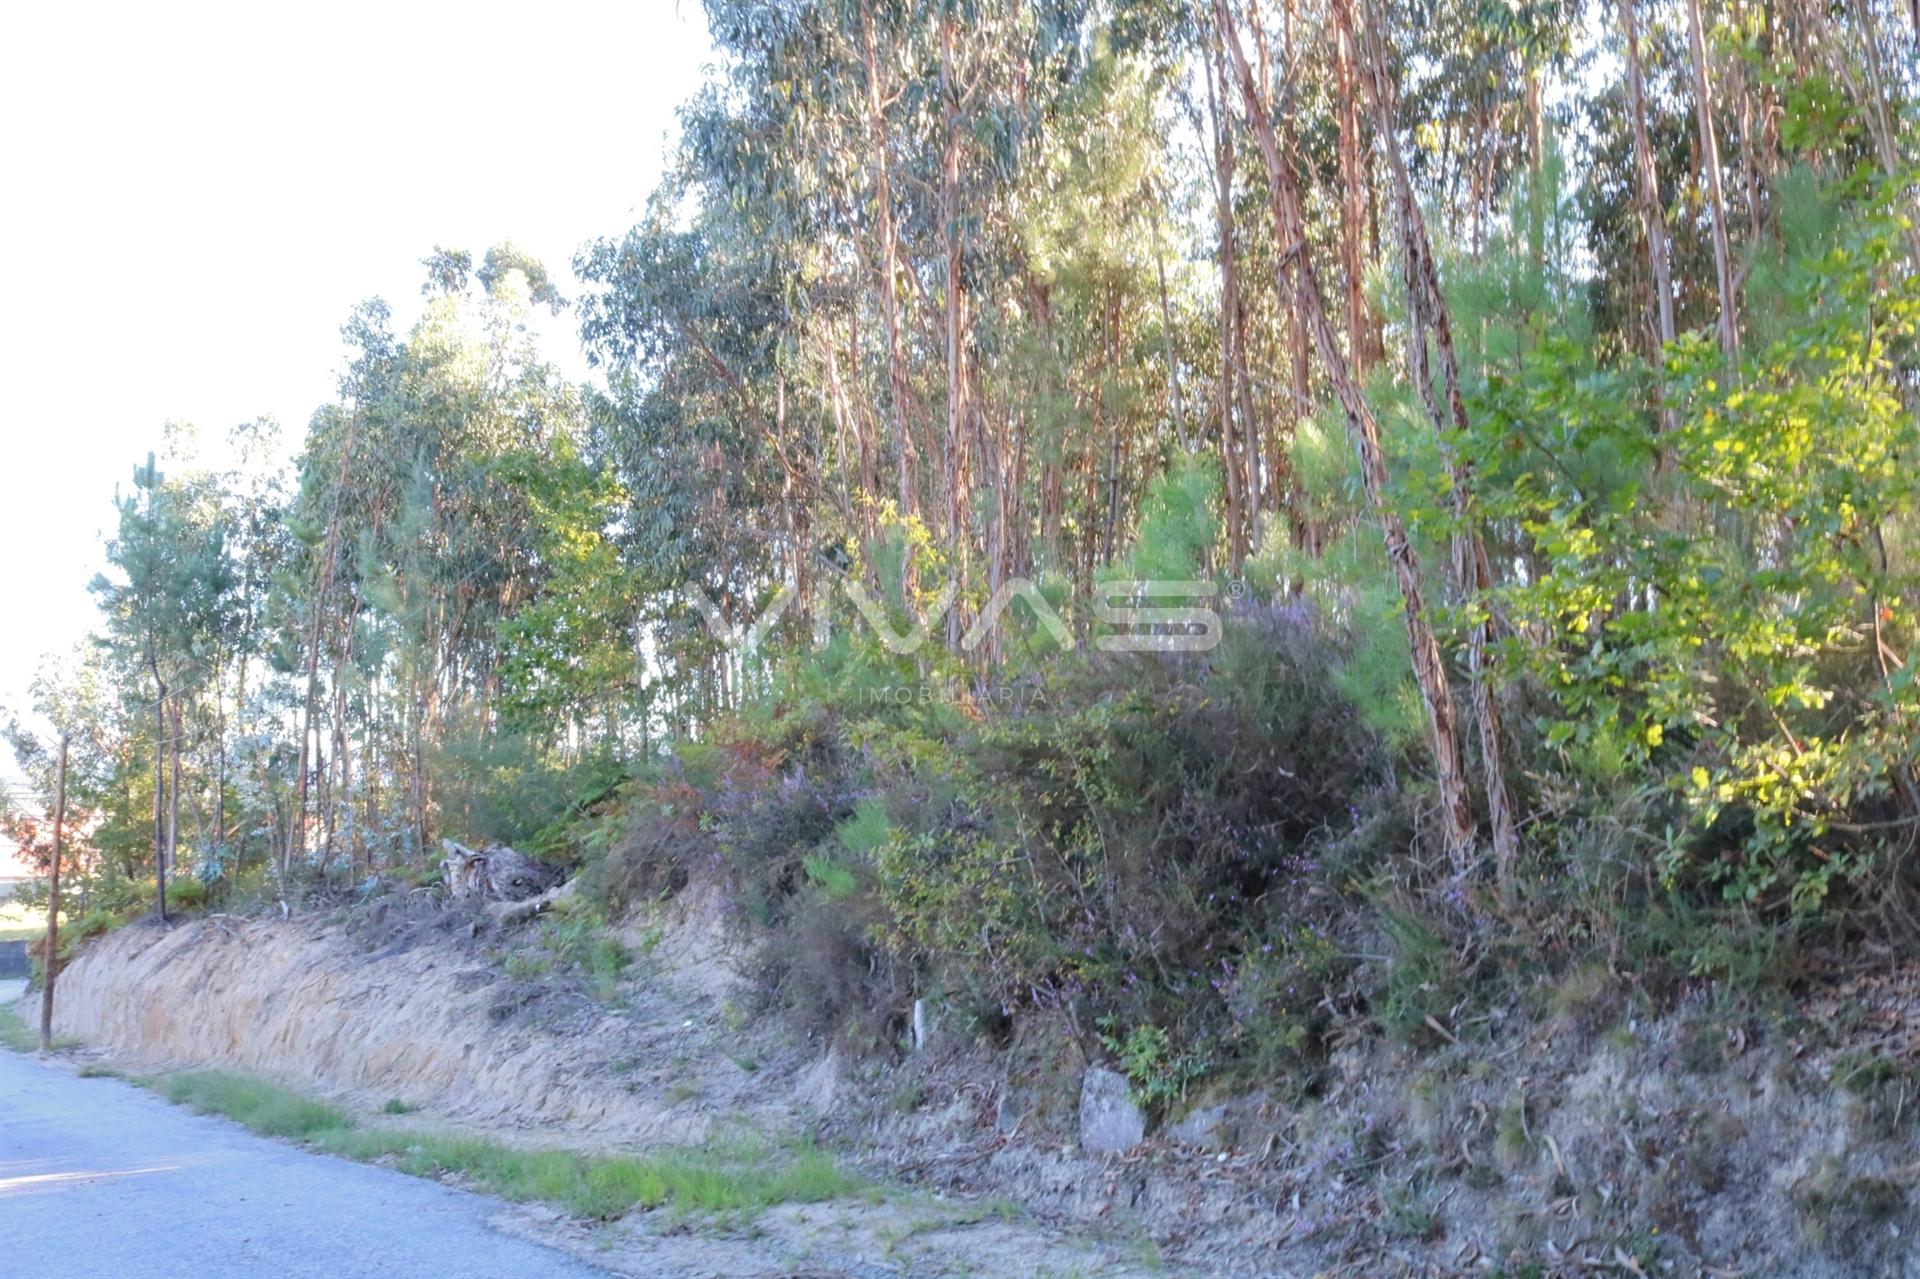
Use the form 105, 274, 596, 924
586, 597, 1401, 1089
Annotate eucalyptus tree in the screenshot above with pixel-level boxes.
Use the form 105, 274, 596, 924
91, 449, 235, 918
1211, 0, 1479, 866
274, 250, 590, 874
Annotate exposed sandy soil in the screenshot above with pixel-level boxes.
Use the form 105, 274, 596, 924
49, 891, 1920, 1278
46, 894, 1177, 1278
53, 902, 765, 1143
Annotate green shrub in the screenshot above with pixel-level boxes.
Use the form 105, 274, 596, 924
541, 914, 630, 999
575, 593, 1388, 1080
1097, 1019, 1210, 1109
1220, 921, 1352, 1082
165, 874, 212, 913
429, 712, 625, 858
1473, 183, 1920, 934
1375, 909, 1469, 1043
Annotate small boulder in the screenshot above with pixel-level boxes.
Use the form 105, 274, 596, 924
1079, 1065, 1146, 1154
1167, 1101, 1235, 1150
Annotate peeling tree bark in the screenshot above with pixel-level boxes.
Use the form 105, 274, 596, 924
1686, 0, 1741, 359
287, 406, 359, 884
1202, 26, 1249, 567
1352, 0, 1518, 892
939, 12, 977, 641
861, 2, 917, 524
149, 657, 168, 922
1620, 0, 1677, 366
1213, 0, 1479, 867
1281, 0, 1317, 556
1331, 1, 1374, 373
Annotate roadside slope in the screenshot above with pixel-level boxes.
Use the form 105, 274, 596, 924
51, 912, 754, 1142
57, 907, 1920, 1277
45, 910, 1181, 1278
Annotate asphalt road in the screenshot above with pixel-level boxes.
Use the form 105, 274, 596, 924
0, 1032, 614, 1279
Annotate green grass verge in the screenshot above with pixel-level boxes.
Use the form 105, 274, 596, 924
0, 1002, 80, 1053
0, 1004, 36, 1052
152, 1069, 862, 1221
159, 1070, 355, 1138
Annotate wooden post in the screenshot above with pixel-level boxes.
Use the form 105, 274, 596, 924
39, 734, 68, 1053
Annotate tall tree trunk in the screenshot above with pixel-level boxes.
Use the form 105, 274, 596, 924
1203, 27, 1248, 567
332, 623, 354, 876
1843, 0, 1920, 262
939, 11, 973, 628
1102, 291, 1127, 565
149, 655, 168, 923
1282, 0, 1317, 555
849, 311, 879, 539
1091, 288, 1116, 566
1685, 0, 1741, 359
1355, 0, 1519, 890
1215, 0, 1479, 866
39, 734, 67, 1052
1730, 0, 1765, 245
1150, 196, 1190, 453
1009, 408, 1031, 578
212, 657, 227, 863
862, 3, 918, 527
1235, 294, 1264, 551
287, 411, 359, 880
1800, 0, 1920, 261
167, 699, 182, 890
288, 600, 326, 880
1619, 0, 1677, 357
824, 324, 858, 530
415, 672, 437, 853
1332, 0, 1374, 372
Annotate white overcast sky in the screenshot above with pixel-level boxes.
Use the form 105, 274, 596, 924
0, 0, 712, 726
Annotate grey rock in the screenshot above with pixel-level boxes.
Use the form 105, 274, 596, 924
1079, 1065, 1146, 1154
1167, 1091, 1275, 1152
1167, 1101, 1235, 1150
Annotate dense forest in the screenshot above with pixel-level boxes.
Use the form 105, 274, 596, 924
8, 0, 1920, 1086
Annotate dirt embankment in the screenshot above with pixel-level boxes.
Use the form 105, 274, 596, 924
51, 905, 781, 1143
50, 902, 1920, 1278
49, 900, 1194, 1279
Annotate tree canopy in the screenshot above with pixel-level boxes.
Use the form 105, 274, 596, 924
8, 0, 1920, 1037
